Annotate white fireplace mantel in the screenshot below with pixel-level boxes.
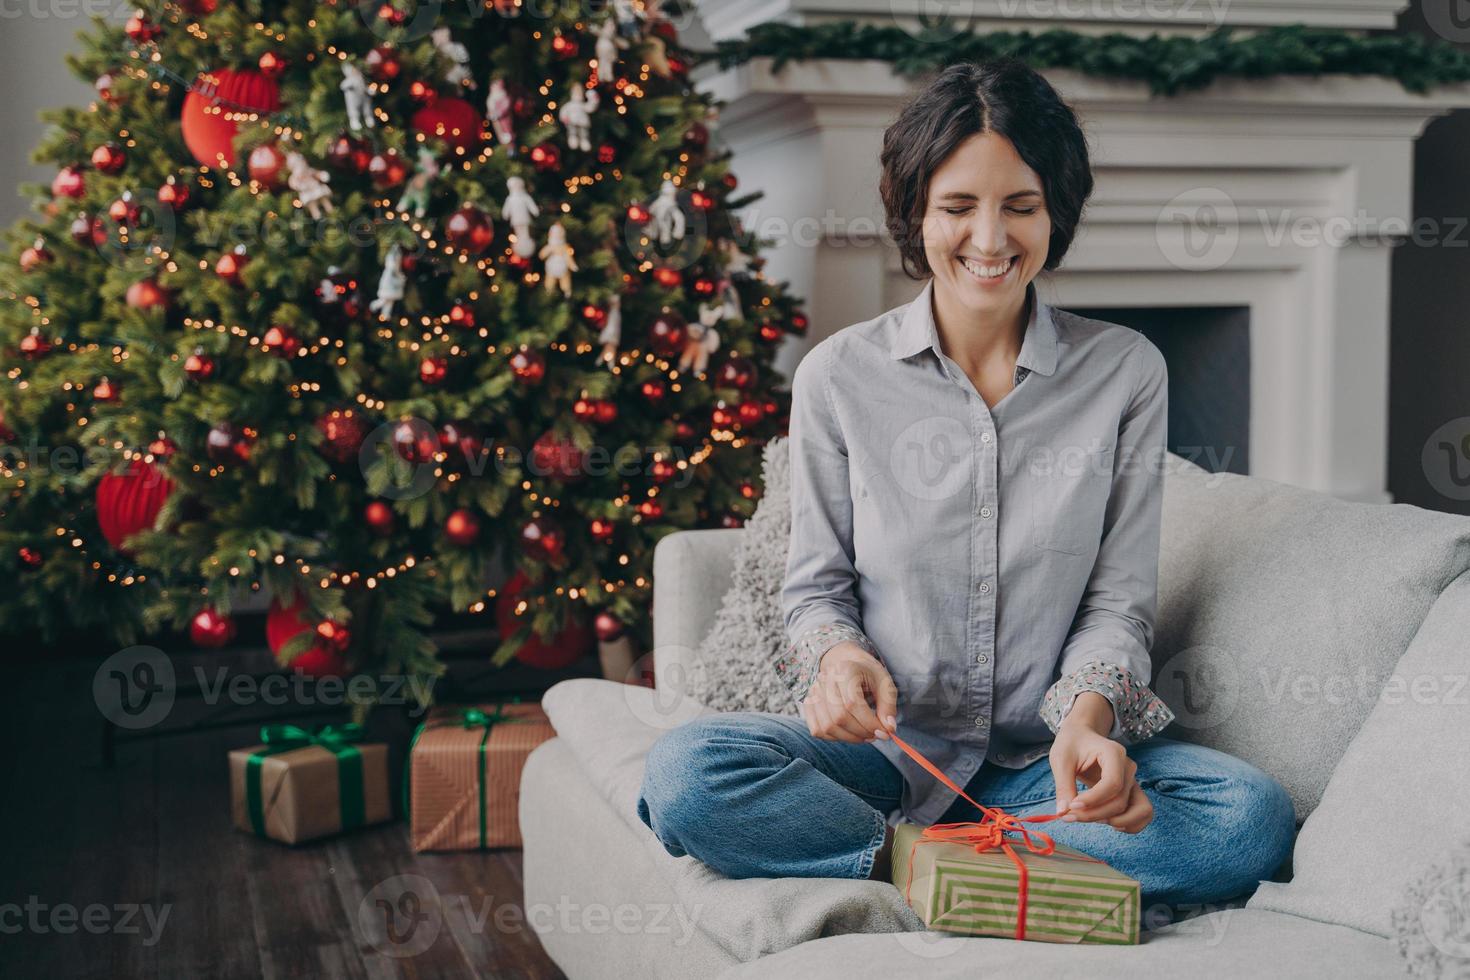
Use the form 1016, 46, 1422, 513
693, 46, 1470, 503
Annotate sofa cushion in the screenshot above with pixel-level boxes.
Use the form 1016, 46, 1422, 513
540, 677, 926, 962
1152, 455, 1470, 820
717, 908, 1402, 980
1244, 567, 1470, 937
681, 435, 803, 715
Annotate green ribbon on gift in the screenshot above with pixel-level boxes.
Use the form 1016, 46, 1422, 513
245, 722, 366, 838
403, 696, 524, 850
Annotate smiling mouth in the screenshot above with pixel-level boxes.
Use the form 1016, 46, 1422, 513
958, 255, 1017, 281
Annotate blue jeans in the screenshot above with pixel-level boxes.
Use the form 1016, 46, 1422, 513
635, 711, 1296, 910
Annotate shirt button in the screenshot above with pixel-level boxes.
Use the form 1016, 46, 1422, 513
976, 652, 989, 665
978, 581, 991, 595
974, 716, 988, 728
997, 753, 1008, 762
981, 433, 992, 444
979, 506, 992, 519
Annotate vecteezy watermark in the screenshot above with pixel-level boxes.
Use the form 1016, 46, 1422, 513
1422, 417, 1470, 502
1423, 0, 1470, 43
92, 645, 437, 730
888, 0, 1232, 43
356, 874, 704, 959
0, 897, 171, 947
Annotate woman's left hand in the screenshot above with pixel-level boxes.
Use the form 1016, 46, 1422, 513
1047, 714, 1154, 834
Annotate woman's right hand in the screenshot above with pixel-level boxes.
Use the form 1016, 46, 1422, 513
801, 641, 900, 744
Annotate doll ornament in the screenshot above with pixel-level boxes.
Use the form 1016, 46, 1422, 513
501, 176, 541, 258
597, 293, 623, 367
680, 303, 723, 375
485, 79, 516, 156
540, 223, 578, 297
649, 179, 685, 247
396, 146, 441, 219
285, 152, 334, 220
340, 63, 375, 133
369, 243, 407, 320
431, 27, 473, 88
594, 18, 628, 81
612, 0, 643, 39
558, 85, 601, 153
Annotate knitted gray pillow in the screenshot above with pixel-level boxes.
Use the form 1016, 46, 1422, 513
684, 435, 802, 716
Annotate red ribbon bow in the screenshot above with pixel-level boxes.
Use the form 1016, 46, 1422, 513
887, 729, 1102, 940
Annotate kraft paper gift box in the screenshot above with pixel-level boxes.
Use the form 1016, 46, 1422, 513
406, 700, 555, 851
892, 820, 1142, 944
228, 724, 391, 845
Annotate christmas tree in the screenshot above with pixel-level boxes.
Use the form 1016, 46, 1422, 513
0, 0, 802, 702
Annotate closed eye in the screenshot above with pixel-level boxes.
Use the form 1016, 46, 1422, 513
941, 206, 1039, 217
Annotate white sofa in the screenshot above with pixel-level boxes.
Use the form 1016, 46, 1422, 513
521, 452, 1470, 978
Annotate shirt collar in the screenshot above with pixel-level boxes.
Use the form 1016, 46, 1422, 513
887, 277, 1059, 377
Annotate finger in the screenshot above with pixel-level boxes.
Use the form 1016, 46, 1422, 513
1109, 782, 1154, 834
839, 674, 884, 740
1070, 747, 1129, 812
1072, 783, 1131, 822
814, 682, 867, 742
1048, 749, 1078, 815
872, 669, 900, 734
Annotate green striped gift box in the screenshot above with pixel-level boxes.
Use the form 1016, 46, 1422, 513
892, 821, 1141, 944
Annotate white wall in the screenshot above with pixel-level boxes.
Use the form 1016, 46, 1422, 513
0, 10, 121, 227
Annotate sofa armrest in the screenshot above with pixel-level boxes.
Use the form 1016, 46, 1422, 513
651, 528, 743, 691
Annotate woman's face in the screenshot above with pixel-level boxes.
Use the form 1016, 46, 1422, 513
921, 130, 1051, 318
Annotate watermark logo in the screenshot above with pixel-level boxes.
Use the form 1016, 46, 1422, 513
1156, 187, 1239, 272
93, 645, 175, 730
888, 415, 972, 502
359, 874, 443, 958
1151, 644, 1240, 731
1422, 417, 1470, 502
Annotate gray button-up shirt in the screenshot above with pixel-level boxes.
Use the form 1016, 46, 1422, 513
778, 277, 1171, 827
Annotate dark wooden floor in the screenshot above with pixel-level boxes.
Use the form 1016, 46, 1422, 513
0, 640, 578, 980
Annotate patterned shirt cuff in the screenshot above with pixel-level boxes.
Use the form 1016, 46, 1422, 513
1038, 660, 1176, 744
773, 623, 877, 704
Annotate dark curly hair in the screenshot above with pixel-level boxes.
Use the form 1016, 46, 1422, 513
879, 58, 1094, 280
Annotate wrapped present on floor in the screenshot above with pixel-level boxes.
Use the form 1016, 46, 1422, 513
885, 729, 1141, 945
406, 700, 555, 851
228, 723, 391, 845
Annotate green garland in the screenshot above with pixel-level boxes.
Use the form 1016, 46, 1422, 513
706, 21, 1470, 96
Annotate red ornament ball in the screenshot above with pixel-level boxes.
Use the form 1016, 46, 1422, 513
410, 80, 439, 105
257, 50, 287, 78
448, 299, 476, 329
651, 459, 677, 484
124, 10, 161, 42
531, 431, 586, 482
126, 278, 170, 310
737, 400, 766, 425
590, 517, 615, 544
594, 399, 618, 425
419, 356, 449, 385
315, 409, 369, 464
157, 177, 192, 210
364, 500, 395, 536
445, 204, 494, 254
495, 569, 594, 671
598, 143, 617, 165
626, 203, 651, 225
652, 266, 682, 289
647, 310, 687, 357
205, 422, 254, 465
550, 31, 579, 59
529, 143, 561, 173
327, 133, 373, 174
519, 514, 567, 564
190, 607, 236, 649
71, 214, 107, 248
52, 166, 85, 199
683, 122, 709, 151
412, 97, 483, 153
180, 0, 218, 15
267, 598, 349, 677
183, 348, 215, 381
180, 68, 283, 168
20, 240, 53, 272
509, 346, 546, 385
215, 247, 248, 284
247, 143, 288, 190
594, 611, 625, 642
640, 379, 666, 404
393, 418, 439, 464
95, 459, 175, 555
445, 508, 481, 546
91, 143, 127, 176
758, 321, 783, 343
637, 499, 664, 521
369, 149, 410, 188
438, 420, 488, 470
365, 46, 403, 83
93, 377, 120, 402
17, 546, 44, 570
716, 356, 757, 390
261, 324, 299, 357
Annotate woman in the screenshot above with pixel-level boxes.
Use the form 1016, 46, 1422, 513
636, 59, 1295, 913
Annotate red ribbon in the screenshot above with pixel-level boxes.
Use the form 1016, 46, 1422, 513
887, 730, 1103, 941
